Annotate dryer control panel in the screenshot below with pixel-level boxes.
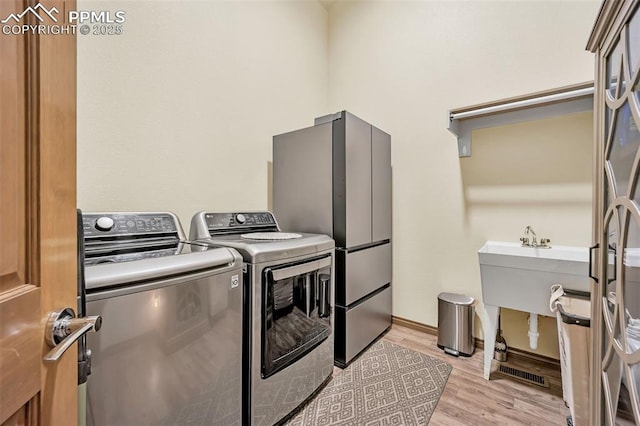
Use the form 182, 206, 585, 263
204, 212, 278, 231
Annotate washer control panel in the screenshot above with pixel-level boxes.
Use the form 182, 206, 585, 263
204, 212, 277, 231
83, 213, 179, 237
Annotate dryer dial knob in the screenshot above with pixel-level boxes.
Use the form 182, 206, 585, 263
235, 214, 246, 224
95, 216, 115, 232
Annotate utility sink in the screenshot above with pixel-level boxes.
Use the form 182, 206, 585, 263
477, 240, 590, 379
478, 241, 590, 316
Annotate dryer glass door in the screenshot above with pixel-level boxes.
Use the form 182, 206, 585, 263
261, 255, 332, 378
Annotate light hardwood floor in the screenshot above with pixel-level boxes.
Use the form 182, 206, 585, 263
382, 324, 571, 426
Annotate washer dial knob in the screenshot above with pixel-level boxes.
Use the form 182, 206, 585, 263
235, 213, 246, 224
95, 216, 115, 232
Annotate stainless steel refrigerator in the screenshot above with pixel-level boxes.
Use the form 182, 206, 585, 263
273, 110, 392, 367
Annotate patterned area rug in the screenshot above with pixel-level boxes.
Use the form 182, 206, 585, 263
285, 340, 452, 425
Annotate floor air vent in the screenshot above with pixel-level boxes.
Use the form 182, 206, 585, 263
498, 365, 549, 388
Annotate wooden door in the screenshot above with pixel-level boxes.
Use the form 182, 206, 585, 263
0, 0, 77, 424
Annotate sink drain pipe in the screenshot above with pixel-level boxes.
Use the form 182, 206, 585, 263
528, 313, 539, 349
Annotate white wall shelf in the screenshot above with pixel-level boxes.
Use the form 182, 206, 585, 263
448, 81, 594, 157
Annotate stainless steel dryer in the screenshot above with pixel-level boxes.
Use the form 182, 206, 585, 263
189, 211, 335, 426
82, 212, 243, 426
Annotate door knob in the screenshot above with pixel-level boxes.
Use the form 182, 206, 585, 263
44, 307, 102, 363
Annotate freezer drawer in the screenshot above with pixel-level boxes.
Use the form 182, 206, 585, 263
336, 243, 391, 306
335, 285, 392, 367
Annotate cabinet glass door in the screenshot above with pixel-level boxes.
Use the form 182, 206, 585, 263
598, 5, 640, 424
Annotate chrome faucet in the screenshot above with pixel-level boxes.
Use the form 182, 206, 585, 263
520, 226, 551, 248
525, 226, 537, 246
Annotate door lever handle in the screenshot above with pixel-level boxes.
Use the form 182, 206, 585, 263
44, 307, 102, 363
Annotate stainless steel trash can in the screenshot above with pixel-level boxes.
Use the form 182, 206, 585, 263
550, 286, 590, 426
437, 292, 476, 357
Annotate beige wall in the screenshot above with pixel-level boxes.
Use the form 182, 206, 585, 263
77, 0, 329, 228
78, 0, 600, 359
327, 1, 599, 358
465, 112, 593, 358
